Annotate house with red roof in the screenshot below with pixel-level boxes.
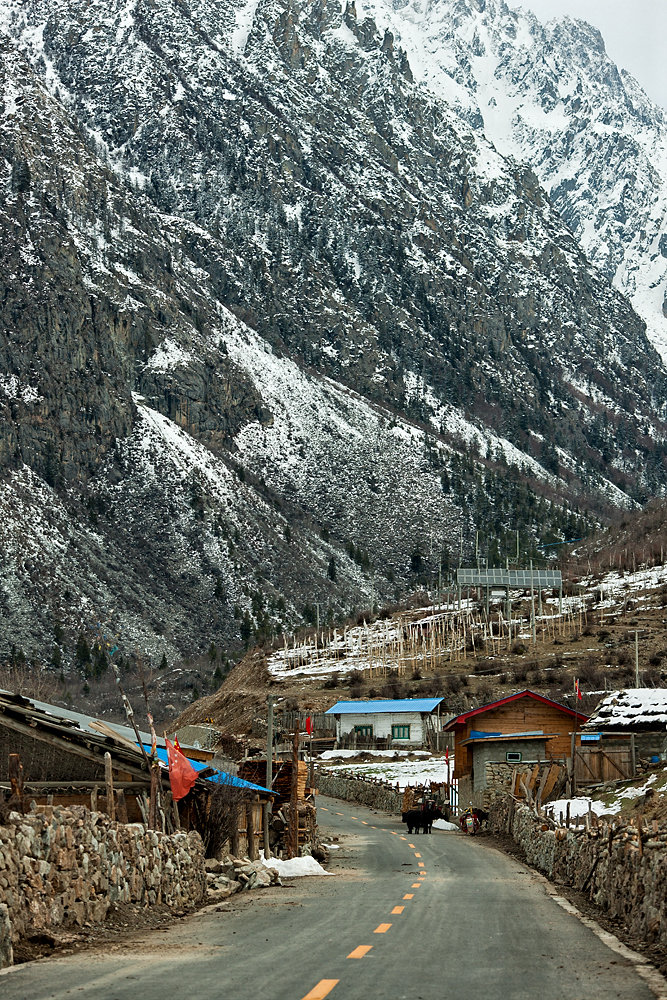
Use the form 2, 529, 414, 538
443, 690, 589, 808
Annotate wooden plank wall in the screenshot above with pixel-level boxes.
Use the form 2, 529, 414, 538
453, 700, 586, 778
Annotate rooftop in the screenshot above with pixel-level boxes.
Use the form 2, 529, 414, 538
583, 688, 667, 731
325, 698, 445, 716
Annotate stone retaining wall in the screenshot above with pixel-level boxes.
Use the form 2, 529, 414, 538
0, 805, 206, 969
491, 799, 667, 951
317, 772, 403, 814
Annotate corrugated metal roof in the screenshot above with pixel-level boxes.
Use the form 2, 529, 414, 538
325, 698, 444, 716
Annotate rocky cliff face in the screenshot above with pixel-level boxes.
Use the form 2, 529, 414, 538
349, 0, 667, 358
1, 0, 667, 667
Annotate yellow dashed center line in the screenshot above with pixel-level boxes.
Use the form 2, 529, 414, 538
408, 843, 416, 848
321, 807, 329, 812
371, 825, 377, 829
374, 923, 392, 934
347, 945, 373, 959
300, 979, 339, 1000
411, 883, 421, 888
335, 812, 344, 816
391, 906, 405, 915
361, 820, 369, 825
414, 852, 421, 858
418, 862, 425, 868
403, 893, 414, 899
399, 836, 407, 841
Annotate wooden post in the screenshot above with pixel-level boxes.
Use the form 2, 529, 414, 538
104, 752, 116, 822
90, 785, 99, 812
8, 753, 25, 813
288, 721, 300, 859
149, 760, 163, 830
570, 732, 577, 796
246, 800, 258, 861
116, 789, 129, 824
630, 734, 636, 777
264, 696, 274, 857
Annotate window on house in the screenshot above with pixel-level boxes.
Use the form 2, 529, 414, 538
353, 725, 373, 737
506, 751, 522, 763
391, 724, 411, 740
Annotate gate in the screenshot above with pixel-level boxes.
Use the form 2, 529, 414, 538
574, 747, 632, 785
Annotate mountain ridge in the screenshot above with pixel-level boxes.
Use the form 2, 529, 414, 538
1, 0, 667, 673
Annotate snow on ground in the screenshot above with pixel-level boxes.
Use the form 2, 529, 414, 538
261, 853, 332, 877
432, 818, 460, 831
320, 754, 452, 790
546, 772, 661, 824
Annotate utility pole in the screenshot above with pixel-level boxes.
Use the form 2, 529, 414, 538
635, 630, 640, 688
315, 603, 320, 633
530, 559, 536, 646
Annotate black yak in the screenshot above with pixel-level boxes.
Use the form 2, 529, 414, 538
401, 806, 445, 834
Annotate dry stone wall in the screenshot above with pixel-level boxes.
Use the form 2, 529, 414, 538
317, 772, 403, 813
491, 799, 667, 952
0, 805, 206, 969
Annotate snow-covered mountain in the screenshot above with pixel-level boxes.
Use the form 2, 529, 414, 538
1, 0, 667, 665
350, 0, 667, 357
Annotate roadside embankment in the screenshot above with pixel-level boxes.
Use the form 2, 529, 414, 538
490, 798, 667, 954
0, 805, 206, 969
317, 771, 403, 813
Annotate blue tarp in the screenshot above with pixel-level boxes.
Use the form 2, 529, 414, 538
325, 698, 444, 715
141, 746, 274, 795
467, 730, 544, 740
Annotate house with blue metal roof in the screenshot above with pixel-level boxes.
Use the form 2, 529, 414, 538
325, 698, 445, 748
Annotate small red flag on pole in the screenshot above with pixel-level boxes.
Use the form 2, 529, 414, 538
575, 678, 583, 700
165, 738, 198, 801
305, 716, 313, 736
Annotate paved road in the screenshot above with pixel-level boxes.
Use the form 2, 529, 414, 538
1, 796, 662, 1000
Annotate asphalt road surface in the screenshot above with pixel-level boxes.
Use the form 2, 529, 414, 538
1, 795, 663, 1000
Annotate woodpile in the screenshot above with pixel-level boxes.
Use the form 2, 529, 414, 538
239, 759, 308, 809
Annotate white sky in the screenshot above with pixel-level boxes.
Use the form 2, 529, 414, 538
506, 0, 667, 109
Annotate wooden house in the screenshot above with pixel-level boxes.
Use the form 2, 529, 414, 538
443, 690, 588, 808
325, 698, 446, 748
0, 690, 274, 857
575, 688, 667, 784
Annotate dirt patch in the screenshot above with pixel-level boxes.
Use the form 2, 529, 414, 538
10, 902, 196, 966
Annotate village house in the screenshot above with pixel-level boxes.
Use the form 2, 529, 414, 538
0, 689, 274, 857
578, 688, 667, 783
325, 697, 446, 749
443, 690, 589, 808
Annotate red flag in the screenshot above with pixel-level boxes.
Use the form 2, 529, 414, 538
174, 735, 182, 752
165, 738, 197, 801
445, 746, 449, 764
305, 716, 313, 736
575, 678, 583, 700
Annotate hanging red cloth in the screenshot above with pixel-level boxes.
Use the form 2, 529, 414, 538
165, 738, 198, 801
305, 716, 314, 736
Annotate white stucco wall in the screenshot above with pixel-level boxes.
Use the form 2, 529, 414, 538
336, 711, 426, 744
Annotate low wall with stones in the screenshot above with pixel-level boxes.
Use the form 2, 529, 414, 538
490, 799, 667, 951
317, 772, 403, 814
0, 805, 206, 969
